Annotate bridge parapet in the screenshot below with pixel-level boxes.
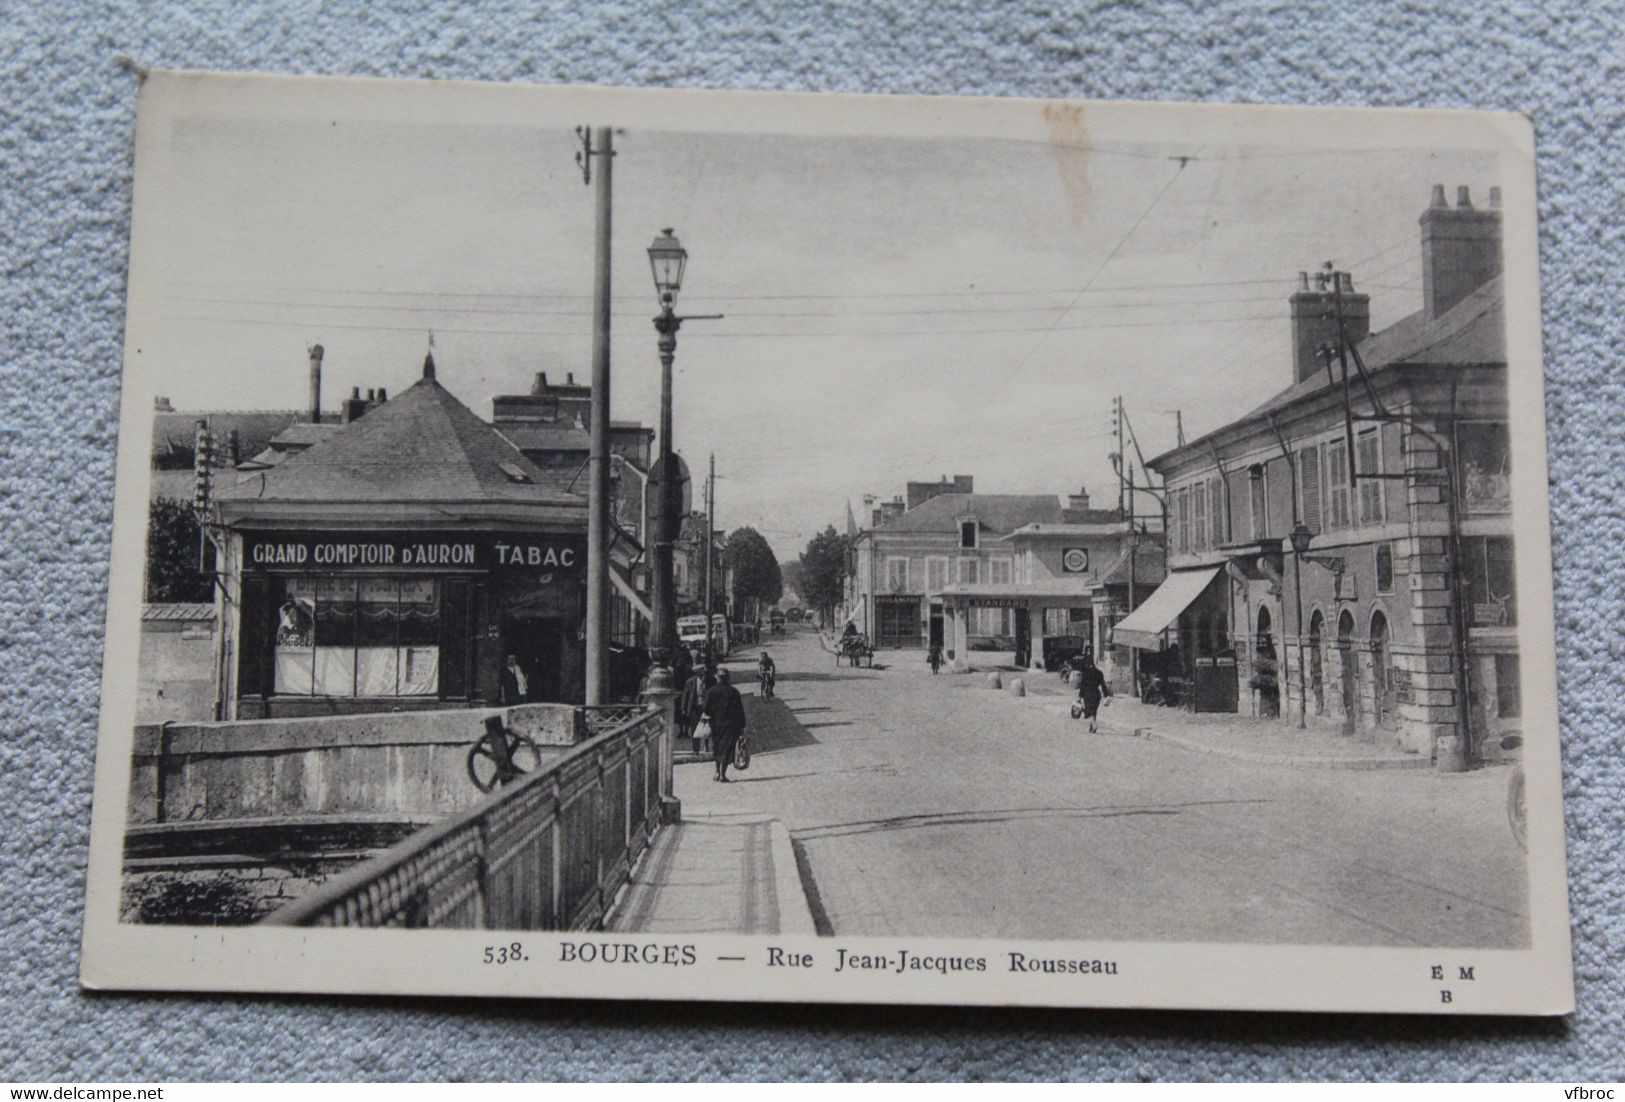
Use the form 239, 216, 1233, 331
262, 706, 666, 930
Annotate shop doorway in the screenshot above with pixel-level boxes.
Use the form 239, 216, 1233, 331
1308, 610, 1325, 716
501, 616, 576, 704
928, 604, 944, 650
1255, 605, 1279, 718
1336, 609, 1359, 736
1370, 611, 1394, 733
1013, 608, 1032, 668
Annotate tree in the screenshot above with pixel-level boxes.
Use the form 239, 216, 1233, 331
779, 560, 805, 608
798, 525, 850, 626
725, 526, 782, 620
146, 497, 213, 603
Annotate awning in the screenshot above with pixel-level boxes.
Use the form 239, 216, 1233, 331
610, 563, 653, 623
843, 596, 867, 627
1111, 567, 1222, 651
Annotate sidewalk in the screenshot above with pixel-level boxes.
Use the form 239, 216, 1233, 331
605, 810, 817, 936
1020, 686, 1429, 770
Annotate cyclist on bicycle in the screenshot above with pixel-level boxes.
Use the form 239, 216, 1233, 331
757, 651, 776, 698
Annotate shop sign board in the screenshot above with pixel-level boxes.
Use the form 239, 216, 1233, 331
243, 531, 587, 574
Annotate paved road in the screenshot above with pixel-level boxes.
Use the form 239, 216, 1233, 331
679, 628, 1528, 948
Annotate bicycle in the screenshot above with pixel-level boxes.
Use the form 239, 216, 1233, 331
759, 668, 776, 699
466, 714, 543, 794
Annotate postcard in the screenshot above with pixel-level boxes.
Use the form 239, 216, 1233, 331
81, 70, 1571, 1014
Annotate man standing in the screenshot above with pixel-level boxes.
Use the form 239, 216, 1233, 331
703, 667, 747, 783
498, 653, 529, 705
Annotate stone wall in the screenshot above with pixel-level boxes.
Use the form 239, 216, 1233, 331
129, 702, 583, 824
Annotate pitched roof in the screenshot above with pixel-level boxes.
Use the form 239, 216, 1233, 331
875, 492, 1064, 534
151, 410, 328, 464
216, 375, 583, 508
1157, 276, 1507, 467
269, 422, 340, 449
1098, 541, 1168, 587
495, 422, 591, 453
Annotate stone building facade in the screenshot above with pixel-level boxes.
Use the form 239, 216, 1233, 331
1136, 184, 1515, 766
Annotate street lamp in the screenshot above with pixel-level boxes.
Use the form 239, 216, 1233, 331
646, 229, 688, 689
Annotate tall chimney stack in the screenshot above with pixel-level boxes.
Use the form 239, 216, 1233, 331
307, 344, 324, 423
1420, 183, 1503, 321
1288, 269, 1369, 384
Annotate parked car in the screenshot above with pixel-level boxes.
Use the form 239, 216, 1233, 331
1041, 635, 1089, 673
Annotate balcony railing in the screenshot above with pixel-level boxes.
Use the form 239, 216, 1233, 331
263, 706, 665, 930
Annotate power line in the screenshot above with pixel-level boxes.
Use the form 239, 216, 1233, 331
164, 310, 1285, 340
164, 273, 1306, 304
169, 289, 1302, 319
989, 152, 1199, 400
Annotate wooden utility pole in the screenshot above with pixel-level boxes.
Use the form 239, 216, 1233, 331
581, 126, 613, 705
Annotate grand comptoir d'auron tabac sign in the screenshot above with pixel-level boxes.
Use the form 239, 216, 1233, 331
243, 532, 587, 573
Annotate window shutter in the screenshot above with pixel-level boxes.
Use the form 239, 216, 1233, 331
440, 578, 471, 699
1358, 431, 1382, 524
1209, 477, 1226, 543
1300, 446, 1322, 533
237, 574, 272, 699
1327, 440, 1350, 528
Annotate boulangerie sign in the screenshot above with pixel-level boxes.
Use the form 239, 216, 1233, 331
81, 70, 1572, 1015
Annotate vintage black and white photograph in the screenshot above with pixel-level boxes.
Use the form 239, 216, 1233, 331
82, 72, 1571, 1014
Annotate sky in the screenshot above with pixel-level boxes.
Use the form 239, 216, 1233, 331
134, 82, 1502, 560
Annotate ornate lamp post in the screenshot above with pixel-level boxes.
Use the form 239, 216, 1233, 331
645, 229, 688, 689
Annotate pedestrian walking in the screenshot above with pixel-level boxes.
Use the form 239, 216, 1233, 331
703, 667, 747, 782
679, 668, 706, 748
928, 643, 942, 675
1073, 653, 1110, 733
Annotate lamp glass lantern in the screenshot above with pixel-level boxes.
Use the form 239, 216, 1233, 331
647, 228, 687, 305
1289, 522, 1314, 555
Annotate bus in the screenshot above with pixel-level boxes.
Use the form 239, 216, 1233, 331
677, 614, 730, 660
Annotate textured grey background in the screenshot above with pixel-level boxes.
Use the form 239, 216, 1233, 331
2, 0, 1621, 1082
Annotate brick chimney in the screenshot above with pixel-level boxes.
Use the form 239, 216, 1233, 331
906, 473, 976, 510
1067, 486, 1091, 512
1289, 270, 1370, 384
307, 343, 324, 423
1421, 184, 1503, 322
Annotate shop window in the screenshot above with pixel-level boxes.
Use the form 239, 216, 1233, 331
1457, 421, 1512, 513
1494, 652, 1521, 718
1375, 542, 1394, 594
1462, 536, 1517, 627
274, 577, 441, 697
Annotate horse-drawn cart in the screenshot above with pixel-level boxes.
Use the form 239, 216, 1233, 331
837, 632, 874, 668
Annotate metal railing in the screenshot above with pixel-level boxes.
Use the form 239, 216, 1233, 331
263, 706, 665, 930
